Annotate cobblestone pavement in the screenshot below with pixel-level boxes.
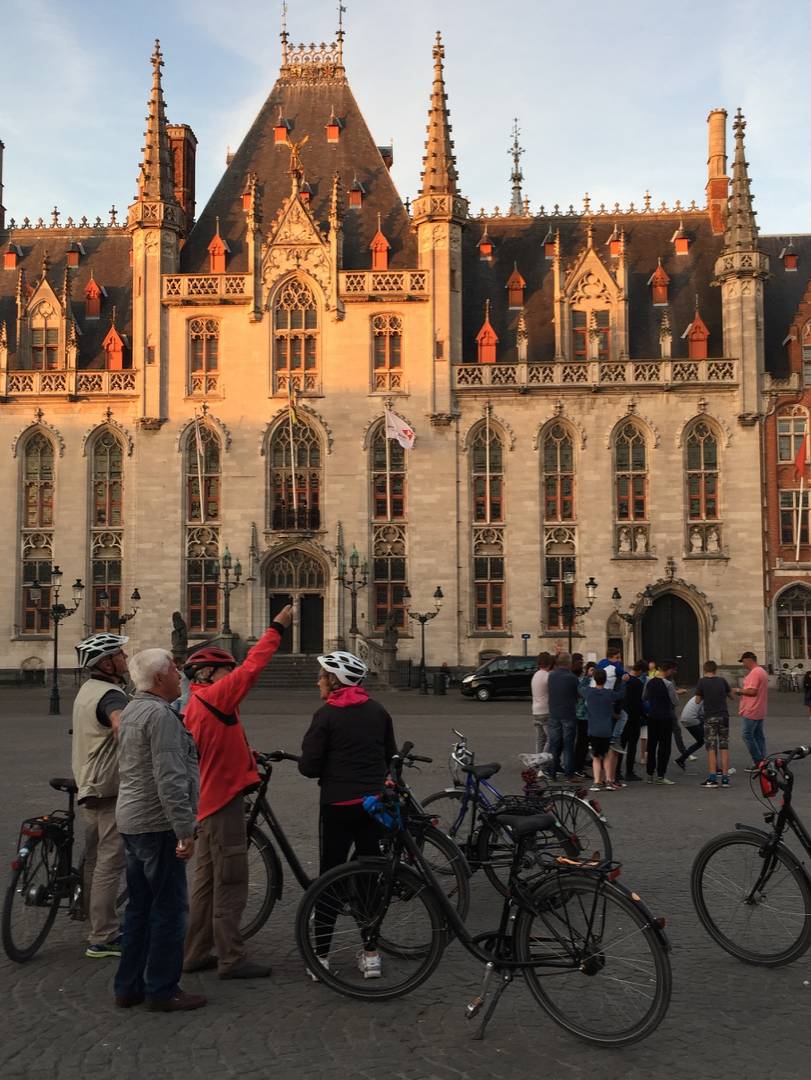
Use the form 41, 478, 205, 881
2, 682, 811, 1079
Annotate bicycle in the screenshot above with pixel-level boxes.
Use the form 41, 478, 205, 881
690, 744, 811, 966
2, 777, 87, 962
421, 730, 612, 895
242, 749, 470, 939
296, 741, 672, 1046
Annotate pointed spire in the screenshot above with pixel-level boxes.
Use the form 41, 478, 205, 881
508, 118, 524, 216
724, 107, 758, 252
329, 170, 343, 228
419, 32, 459, 197
136, 40, 175, 204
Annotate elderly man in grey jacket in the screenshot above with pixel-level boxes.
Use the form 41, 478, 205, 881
113, 648, 204, 1012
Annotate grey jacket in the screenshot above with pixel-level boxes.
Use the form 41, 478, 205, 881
116, 691, 199, 838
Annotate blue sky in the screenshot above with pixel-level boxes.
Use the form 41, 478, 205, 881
1, 0, 809, 235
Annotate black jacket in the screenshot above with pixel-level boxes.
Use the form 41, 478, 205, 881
298, 699, 397, 804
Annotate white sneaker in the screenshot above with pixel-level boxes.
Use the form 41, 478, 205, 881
357, 951, 382, 979
306, 955, 329, 981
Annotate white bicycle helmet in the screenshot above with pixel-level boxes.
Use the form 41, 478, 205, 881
317, 650, 368, 686
75, 633, 129, 670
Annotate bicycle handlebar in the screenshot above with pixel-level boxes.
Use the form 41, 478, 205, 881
254, 750, 301, 766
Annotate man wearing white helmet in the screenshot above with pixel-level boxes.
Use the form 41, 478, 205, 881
299, 651, 397, 980
71, 633, 130, 959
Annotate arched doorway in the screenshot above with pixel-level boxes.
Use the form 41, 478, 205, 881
266, 548, 325, 654
641, 593, 700, 686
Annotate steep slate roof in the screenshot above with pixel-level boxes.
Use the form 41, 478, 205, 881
0, 228, 133, 368
761, 234, 811, 378
182, 69, 415, 273
461, 213, 724, 364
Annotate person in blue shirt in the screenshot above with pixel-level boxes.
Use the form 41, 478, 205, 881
582, 668, 625, 791
591, 648, 630, 786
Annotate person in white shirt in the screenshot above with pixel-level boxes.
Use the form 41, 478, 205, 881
531, 652, 553, 755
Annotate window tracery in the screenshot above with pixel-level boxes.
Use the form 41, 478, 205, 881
371, 314, 403, 391
273, 279, 319, 393
269, 419, 322, 531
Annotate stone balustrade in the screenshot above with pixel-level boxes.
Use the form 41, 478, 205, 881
339, 270, 429, 299
454, 358, 738, 390
162, 274, 251, 302
2, 369, 138, 397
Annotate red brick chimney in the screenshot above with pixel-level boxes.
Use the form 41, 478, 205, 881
706, 109, 728, 236
167, 123, 197, 229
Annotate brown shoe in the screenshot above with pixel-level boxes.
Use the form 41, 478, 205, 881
145, 989, 207, 1012
114, 992, 145, 1008
218, 961, 272, 980
183, 955, 218, 973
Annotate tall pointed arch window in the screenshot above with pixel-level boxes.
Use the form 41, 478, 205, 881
20, 432, 55, 633
614, 421, 650, 556
572, 309, 609, 362
370, 420, 409, 630
269, 418, 322, 531
372, 424, 406, 521
30, 302, 59, 371
90, 430, 125, 628
273, 278, 319, 393
372, 314, 403, 391
686, 422, 719, 521
470, 416, 506, 631
185, 424, 221, 632
471, 421, 503, 523
188, 318, 219, 396
542, 424, 574, 521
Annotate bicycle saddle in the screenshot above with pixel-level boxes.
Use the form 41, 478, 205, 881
49, 777, 78, 794
492, 812, 557, 839
460, 762, 501, 780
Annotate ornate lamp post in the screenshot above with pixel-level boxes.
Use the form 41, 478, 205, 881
98, 587, 142, 629
337, 546, 368, 638
31, 566, 85, 716
611, 586, 654, 659
215, 547, 243, 636
403, 585, 444, 695
544, 574, 598, 654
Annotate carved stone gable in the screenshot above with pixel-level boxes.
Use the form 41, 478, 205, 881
262, 194, 339, 315
267, 196, 326, 250
564, 248, 620, 306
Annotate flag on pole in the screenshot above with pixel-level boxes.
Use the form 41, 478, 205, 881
287, 378, 299, 426
193, 412, 206, 524
794, 431, 807, 481
385, 408, 416, 450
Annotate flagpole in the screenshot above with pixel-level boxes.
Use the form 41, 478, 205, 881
798, 432, 808, 562
288, 381, 298, 521
485, 402, 491, 522
194, 411, 206, 525
384, 408, 392, 521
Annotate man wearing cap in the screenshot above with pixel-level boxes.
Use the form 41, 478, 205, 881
734, 651, 768, 766
182, 605, 293, 979
71, 633, 130, 959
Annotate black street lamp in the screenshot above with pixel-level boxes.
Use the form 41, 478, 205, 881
337, 546, 368, 638
611, 585, 654, 627
31, 566, 85, 715
214, 547, 243, 635
403, 585, 443, 695
98, 587, 142, 629
544, 574, 598, 653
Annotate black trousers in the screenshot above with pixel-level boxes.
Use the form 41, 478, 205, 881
573, 714, 589, 774
622, 711, 643, 777
315, 803, 384, 957
646, 716, 673, 778
671, 714, 687, 755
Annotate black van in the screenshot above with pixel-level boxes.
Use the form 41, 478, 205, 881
459, 655, 537, 701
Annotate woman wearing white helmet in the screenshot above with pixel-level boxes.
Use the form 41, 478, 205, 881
298, 650, 397, 980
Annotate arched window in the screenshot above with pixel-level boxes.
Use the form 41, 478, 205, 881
21, 432, 55, 633
30, 301, 59, 371
185, 425, 221, 632
188, 318, 219, 395
471, 422, 503, 523
273, 278, 319, 392
473, 527, 505, 630
372, 524, 408, 630
544, 527, 576, 631
778, 406, 807, 463
371, 423, 406, 521
543, 424, 574, 522
572, 309, 609, 362
776, 585, 811, 662
90, 430, 125, 629
686, 422, 719, 521
372, 314, 403, 391
615, 423, 647, 522
269, 418, 322, 531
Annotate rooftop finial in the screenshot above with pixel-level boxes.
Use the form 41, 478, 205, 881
337, 2, 346, 42
418, 30, 459, 197
280, 0, 289, 61
508, 118, 524, 216
723, 106, 759, 253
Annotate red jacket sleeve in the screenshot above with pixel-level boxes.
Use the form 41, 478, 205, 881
197, 626, 282, 715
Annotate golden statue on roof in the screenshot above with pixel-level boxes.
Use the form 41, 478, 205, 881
285, 135, 309, 179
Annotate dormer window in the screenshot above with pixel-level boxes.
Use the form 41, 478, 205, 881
4, 242, 22, 270
683, 308, 709, 360
348, 175, 365, 209
207, 217, 230, 274
648, 259, 670, 306
607, 225, 622, 257
543, 229, 555, 259
476, 300, 499, 364
66, 241, 85, 268
478, 226, 493, 261
672, 220, 690, 255
780, 243, 798, 271
241, 173, 257, 212
102, 316, 126, 370
325, 108, 343, 143
274, 109, 291, 145
369, 215, 390, 271
84, 273, 105, 320
506, 264, 526, 310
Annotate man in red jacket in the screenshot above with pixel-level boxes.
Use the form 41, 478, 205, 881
182, 606, 292, 979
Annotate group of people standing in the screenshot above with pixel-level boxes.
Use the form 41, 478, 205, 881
530, 647, 769, 790
70, 614, 396, 1012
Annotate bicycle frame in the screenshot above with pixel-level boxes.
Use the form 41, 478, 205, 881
245, 768, 312, 891
735, 760, 811, 898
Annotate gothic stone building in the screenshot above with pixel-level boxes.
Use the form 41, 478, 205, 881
0, 27, 805, 685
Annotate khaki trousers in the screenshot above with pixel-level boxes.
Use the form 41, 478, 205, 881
81, 796, 125, 944
184, 794, 248, 973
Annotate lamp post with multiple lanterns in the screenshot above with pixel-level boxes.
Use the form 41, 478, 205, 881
611, 585, 654, 634
337, 546, 368, 639
30, 567, 85, 716
216, 547, 243, 636
543, 572, 598, 654
403, 585, 444, 695
97, 587, 142, 629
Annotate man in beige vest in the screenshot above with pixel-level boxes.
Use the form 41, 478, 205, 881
72, 632, 130, 958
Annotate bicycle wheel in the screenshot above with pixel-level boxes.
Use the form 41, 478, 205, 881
515, 873, 671, 1046
420, 789, 469, 841
690, 830, 811, 966
2, 838, 62, 962
241, 826, 282, 940
401, 825, 470, 923
296, 858, 446, 1000
543, 791, 612, 863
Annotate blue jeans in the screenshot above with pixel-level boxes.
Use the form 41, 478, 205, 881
546, 715, 577, 778
114, 831, 189, 1002
741, 718, 766, 764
